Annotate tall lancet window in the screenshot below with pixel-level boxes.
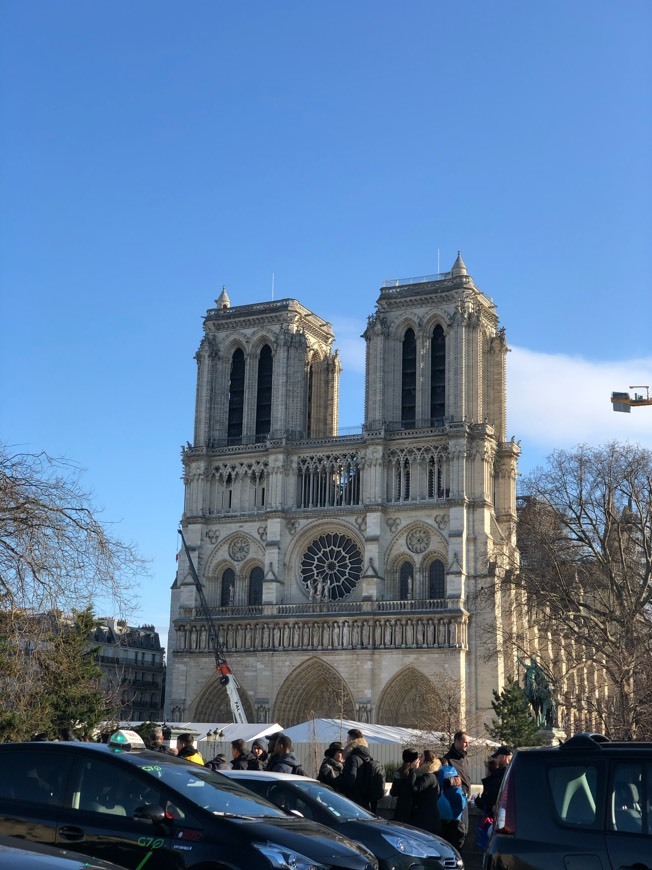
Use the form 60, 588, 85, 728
227, 348, 245, 445
399, 561, 414, 600
220, 568, 235, 607
306, 362, 314, 438
430, 324, 445, 424
255, 344, 273, 442
248, 566, 264, 606
428, 559, 446, 599
401, 328, 416, 429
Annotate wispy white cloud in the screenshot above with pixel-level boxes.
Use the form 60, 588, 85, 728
508, 348, 652, 468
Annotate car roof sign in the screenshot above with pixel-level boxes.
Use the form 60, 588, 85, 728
108, 729, 145, 752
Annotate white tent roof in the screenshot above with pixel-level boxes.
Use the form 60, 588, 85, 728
281, 718, 500, 748
281, 718, 443, 745
120, 722, 283, 743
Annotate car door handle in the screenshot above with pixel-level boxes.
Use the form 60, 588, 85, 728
58, 825, 85, 842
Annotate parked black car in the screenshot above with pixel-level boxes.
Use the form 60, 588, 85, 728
485, 733, 652, 870
0, 740, 378, 870
0, 834, 126, 869
221, 770, 463, 870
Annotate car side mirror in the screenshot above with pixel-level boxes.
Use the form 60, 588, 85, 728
289, 809, 304, 818
133, 803, 167, 824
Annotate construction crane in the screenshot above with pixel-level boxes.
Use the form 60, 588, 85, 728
178, 529, 248, 724
611, 385, 652, 413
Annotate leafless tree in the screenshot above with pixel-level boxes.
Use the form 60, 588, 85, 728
503, 442, 652, 739
0, 444, 146, 616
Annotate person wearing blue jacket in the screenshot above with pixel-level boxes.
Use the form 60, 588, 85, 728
437, 764, 467, 849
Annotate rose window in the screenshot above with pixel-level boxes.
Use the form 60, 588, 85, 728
300, 533, 362, 601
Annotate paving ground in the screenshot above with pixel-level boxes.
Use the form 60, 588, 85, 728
460, 811, 484, 870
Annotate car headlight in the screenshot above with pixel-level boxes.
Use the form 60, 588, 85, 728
252, 843, 328, 870
380, 833, 439, 859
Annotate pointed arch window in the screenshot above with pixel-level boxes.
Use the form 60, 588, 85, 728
399, 561, 414, 600
220, 568, 235, 607
248, 566, 264, 606
428, 559, 446, 599
255, 344, 273, 442
430, 324, 445, 424
227, 349, 245, 445
401, 328, 416, 429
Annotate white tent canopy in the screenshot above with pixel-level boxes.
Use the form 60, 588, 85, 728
281, 718, 499, 749
281, 718, 445, 746
120, 722, 283, 743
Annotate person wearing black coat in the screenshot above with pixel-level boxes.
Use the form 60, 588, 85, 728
442, 731, 471, 847
339, 736, 376, 810
249, 739, 268, 770
205, 753, 230, 771
410, 750, 441, 834
318, 742, 344, 787
475, 747, 512, 819
230, 738, 256, 770
390, 748, 419, 822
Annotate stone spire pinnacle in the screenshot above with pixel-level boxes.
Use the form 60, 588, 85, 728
216, 286, 231, 309
451, 251, 467, 276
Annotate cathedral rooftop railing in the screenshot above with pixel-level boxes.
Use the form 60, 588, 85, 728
381, 271, 452, 288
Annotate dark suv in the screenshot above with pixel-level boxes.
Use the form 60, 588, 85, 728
484, 733, 652, 870
0, 740, 378, 870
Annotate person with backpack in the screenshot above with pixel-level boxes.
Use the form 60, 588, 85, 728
437, 764, 467, 849
339, 730, 386, 812
268, 734, 305, 775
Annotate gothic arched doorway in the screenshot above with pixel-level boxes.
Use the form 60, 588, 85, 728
190, 672, 256, 723
273, 658, 356, 726
376, 666, 443, 729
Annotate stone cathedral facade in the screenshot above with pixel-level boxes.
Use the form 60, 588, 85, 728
166, 253, 520, 728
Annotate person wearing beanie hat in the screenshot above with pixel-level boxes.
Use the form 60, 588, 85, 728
390, 748, 421, 823
205, 752, 230, 771
318, 742, 344, 787
437, 764, 467, 848
265, 732, 284, 770
249, 738, 268, 770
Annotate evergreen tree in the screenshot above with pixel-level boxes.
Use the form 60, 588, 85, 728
0, 608, 112, 741
486, 679, 543, 747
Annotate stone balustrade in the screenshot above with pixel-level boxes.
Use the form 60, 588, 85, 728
173, 607, 467, 655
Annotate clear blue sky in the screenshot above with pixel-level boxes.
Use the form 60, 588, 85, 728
2, 1, 651, 642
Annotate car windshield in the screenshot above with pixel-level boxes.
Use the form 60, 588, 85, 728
292, 781, 376, 819
137, 761, 287, 817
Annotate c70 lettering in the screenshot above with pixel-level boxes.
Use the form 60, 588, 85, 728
137, 837, 164, 849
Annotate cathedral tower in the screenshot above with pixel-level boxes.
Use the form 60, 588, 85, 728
167, 256, 519, 730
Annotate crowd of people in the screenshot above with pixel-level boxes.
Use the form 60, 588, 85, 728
198, 725, 513, 851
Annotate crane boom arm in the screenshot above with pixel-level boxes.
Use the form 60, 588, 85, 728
178, 529, 248, 724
